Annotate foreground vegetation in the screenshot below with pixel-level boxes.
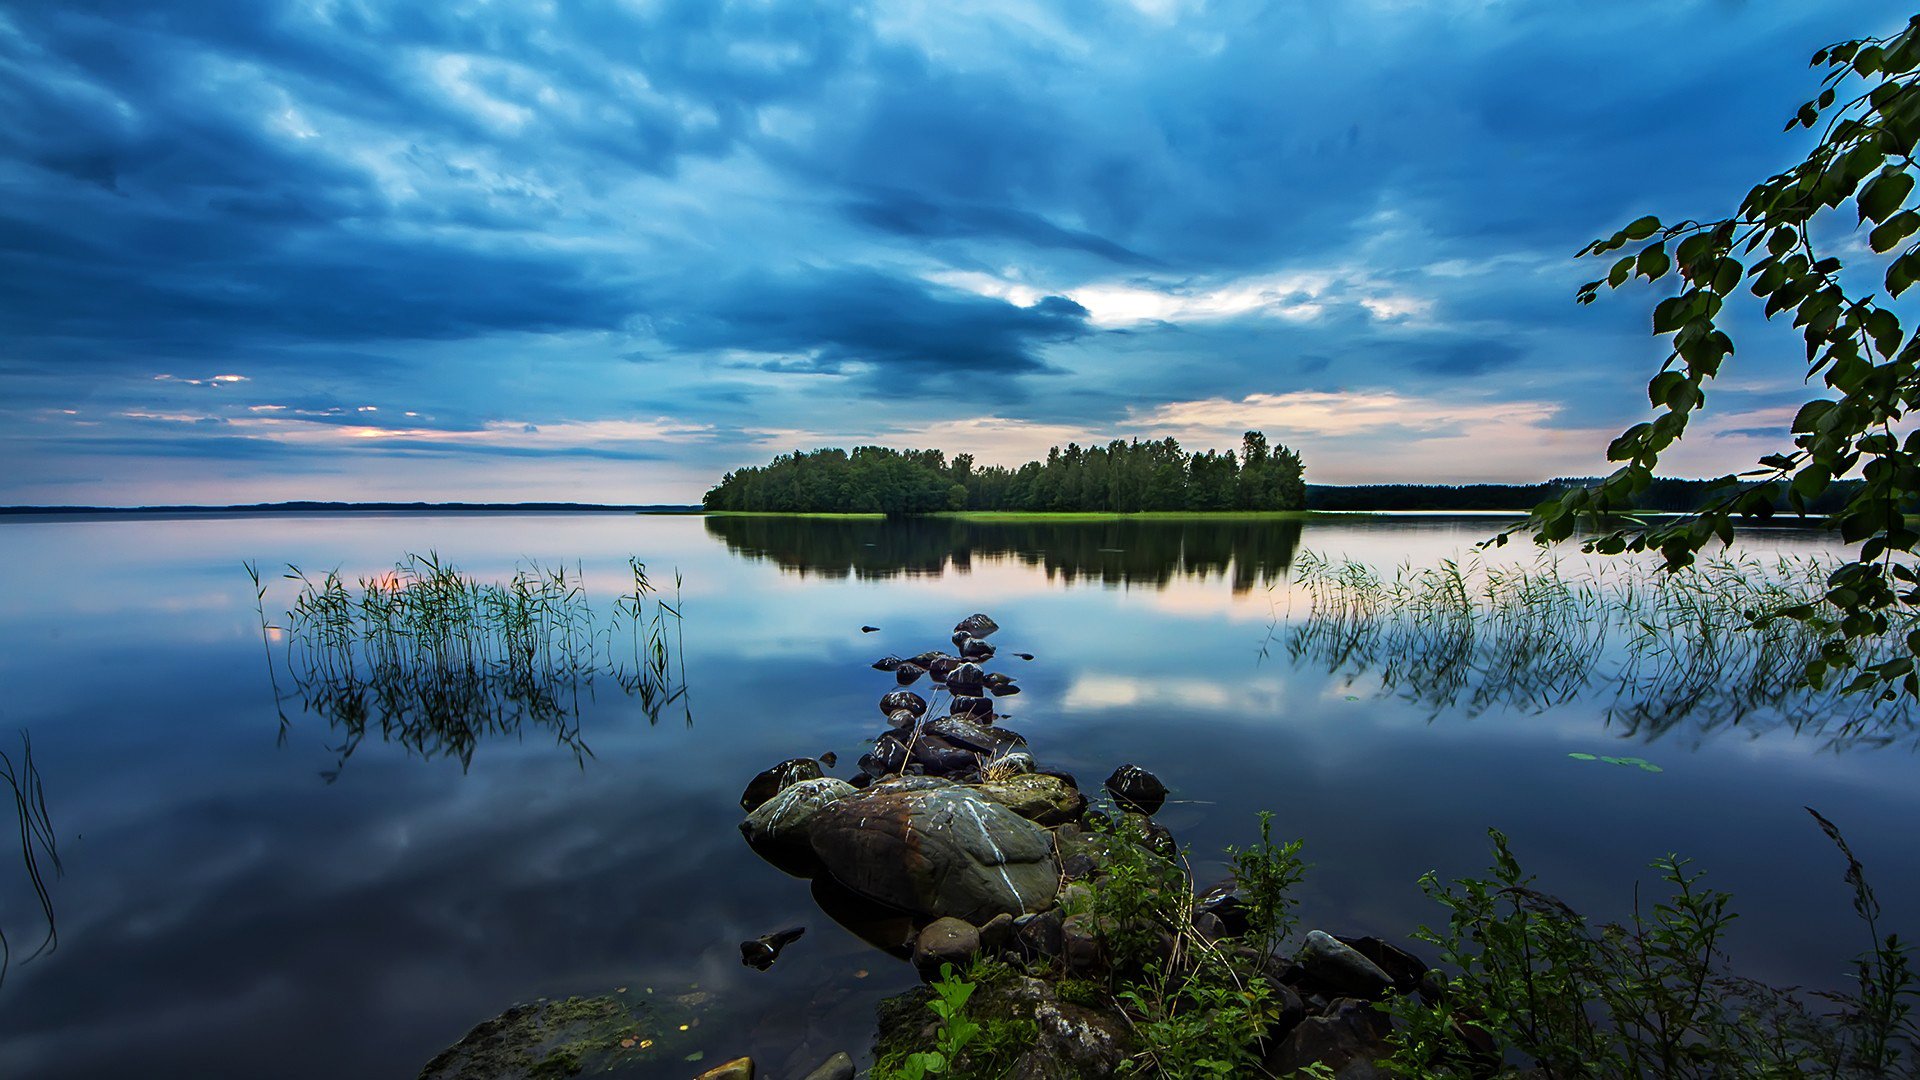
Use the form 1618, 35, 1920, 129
875, 809, 1916, 1079
702, 431, 1305, 514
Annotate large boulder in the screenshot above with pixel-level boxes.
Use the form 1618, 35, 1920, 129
741, 777, 857, 873
808, 780, 1060, 922
1297, 930, 1395, 999
975, 772, 1085, 826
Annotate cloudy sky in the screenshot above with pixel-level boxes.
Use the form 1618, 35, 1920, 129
0, 0, 1898, 505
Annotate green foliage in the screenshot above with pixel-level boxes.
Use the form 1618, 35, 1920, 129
1086, 813, 1306, 1079
1226, 810, 1308, 961
702, 432, 1306, 513
1516, 13, 1920, 699
1384, 821, 1919, 1078
874, 961, 1036, 1080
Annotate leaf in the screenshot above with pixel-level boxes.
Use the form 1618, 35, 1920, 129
1567, 752, 1599, 761
1623, 215, 1661, 240
1859, 169, 1914, 223
1869, 210, 1919, 253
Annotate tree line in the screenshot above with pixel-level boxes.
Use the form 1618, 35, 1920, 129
1306, 478, 1863, 514
701, 432, 1307, 514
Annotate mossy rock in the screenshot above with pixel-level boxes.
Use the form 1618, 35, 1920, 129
420, 989, 711, 1079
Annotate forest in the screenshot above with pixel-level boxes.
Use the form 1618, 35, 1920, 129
701, 431, 1306, 514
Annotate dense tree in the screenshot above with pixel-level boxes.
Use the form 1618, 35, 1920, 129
1519, 14, 1920, 697
702, 432, 1307, 514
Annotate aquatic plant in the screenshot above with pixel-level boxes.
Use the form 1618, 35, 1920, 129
246, 553, 687, 777
1277, 550, 1920, 747
0, 732, 59, 989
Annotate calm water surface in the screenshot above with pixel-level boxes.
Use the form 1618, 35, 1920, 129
0, 511, 1914, 1078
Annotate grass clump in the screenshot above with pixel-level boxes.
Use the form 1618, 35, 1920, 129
246, 552, 686, 776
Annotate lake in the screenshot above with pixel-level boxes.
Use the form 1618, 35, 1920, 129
0, 511, 1913, 1078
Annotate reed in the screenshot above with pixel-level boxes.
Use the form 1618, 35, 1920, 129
0, 732, 60, 988
1278, 550, 1917, 746
248, 553, 687, 777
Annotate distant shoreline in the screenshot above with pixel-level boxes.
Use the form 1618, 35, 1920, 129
0, 501, 704, 517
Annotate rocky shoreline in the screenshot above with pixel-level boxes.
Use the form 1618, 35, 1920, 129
724, 614, 1448, 1080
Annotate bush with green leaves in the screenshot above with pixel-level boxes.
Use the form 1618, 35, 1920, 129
1516, 13, 1920, 701
1385, 814, 1918, 1078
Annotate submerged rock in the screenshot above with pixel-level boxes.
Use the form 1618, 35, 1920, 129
894, 663, 926, 686
693, 1058, 755, 1080
799, 1052, 855, 1080
1104, 764, 1168, 816
741, 758, 825, 812
420, 989, 707, 1080
740, 926, 806, 971
808, 781, 1060, 922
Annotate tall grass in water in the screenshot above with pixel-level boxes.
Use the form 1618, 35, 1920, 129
246, 554, 686, 777
1280, 551, 1917, 746
0, 732, 60, 988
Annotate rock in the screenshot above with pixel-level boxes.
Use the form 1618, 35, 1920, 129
1125, 813, 1178, 859
948, 695, 994, 719
952, 630, 975, 651
848, 772, 872, 789
694, 1057, 754, 1080
818, 751, 837, 768
1196, 884, 1251, 937
994, 751, 1035, 774
906, 733, 981, 777
962, 638, 996, 661
740, 758, 825, 812
886, 709, 919, 729
1061, 852, 1097, 880
895, 663, 926, 686
985, 672, 1020, 696
1018, 992, 1132, 1079
928, 656, 960, 684
1298, 930, 1395, 999
1104, 764, 1167, 816
1060, 913, 1105, 975
860, 737, 908, 777
979, 912, 1015, 951
879, 690, 927, 718
913, 916, 981, 981
798, 1051, 855, 1080
1264, 997, 1391, 1078
872, 656, 902, 671
1012, 909, 1064, 961
1335, 935, 1432, 996
976, 772, 1086, 826
1192, 911, 1226, 943
925, 717, 1024, 756
807, 782, 1060, 922
741, 777, 857, 871
739, 926, 805, 971
948, 661, 990, 691
954, 613, 1000, 638
420, 992, 701, 1079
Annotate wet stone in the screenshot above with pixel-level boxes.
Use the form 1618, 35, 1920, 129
1105, 764, 1168, 816
945, 662, 986, 696
1298, 930, 1395, 1000
954, 613, 1001, 638
740, 758, 825, 812
879, 690, 927, 718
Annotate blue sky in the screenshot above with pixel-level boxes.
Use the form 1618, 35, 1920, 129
0, 0, 1899, 505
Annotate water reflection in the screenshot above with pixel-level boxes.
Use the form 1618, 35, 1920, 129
1281, 551, 1919, 748
248, 554, 688, 779
704, 514, 1303, 592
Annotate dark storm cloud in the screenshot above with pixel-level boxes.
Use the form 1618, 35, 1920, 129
656, 269, 1093, 381
0, 0, 1905, 499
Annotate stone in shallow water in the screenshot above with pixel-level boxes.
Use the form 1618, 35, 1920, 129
975, 772, 1085, 826
879, 690, 927, 718
741, 777, 856, 870
808, 781, 1059, 922
954, 613, 1001, 638
945, 662, 986, 696
912, 916, 981, 981
799, 1051, 855, 1080
693, 1057, 755, 1080
1297, 929, 1395, 999
924, 716, 1024, 756
740, 757, 825, 812
1104, 763, 1168, 816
